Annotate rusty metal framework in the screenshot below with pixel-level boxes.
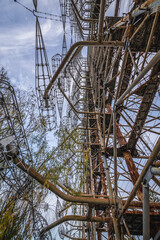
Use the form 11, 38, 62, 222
0, 80, 33, 191
1, 0, 160, 239
35, 0, 160, 239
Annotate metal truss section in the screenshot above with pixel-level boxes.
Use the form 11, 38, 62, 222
35, 18, 57, 130
0, 80, 53, 239
39, 0, 160, 238
0, 80, 33, 190
33, 209, 52, 240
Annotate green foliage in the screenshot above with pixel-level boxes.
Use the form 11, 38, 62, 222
0, 68, 50, 238
0, 202, 19, 239
0, 198, 32, 240
39, 127, 89, 194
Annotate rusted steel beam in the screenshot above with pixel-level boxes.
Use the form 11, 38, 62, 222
106, 104, 143, 200
12, 158, 111, 206
127, 73, 158, 97
105, 147, 149, 158
123, 151, 142, 200
92, 155, 98, 194
123, 210, 160, 215
122, 137, 160, 213
129, 14, 150, 41
118, 55, 133, 98
113, 49, 130, 197
141, 10, 159, 69
152, 176, 160, 187
113, 109, 118, 197
107, 53, 121, 105
87, 205, 93, 220
16, 150, 160, 214
89, 112, 108, 239
99, 34, 112, 74
98, 0, 106, 42
63, 233, 87, 240
91, 151, 103, 239
102, 155, 121, 240
114, 0, 120, 17
40, 215, 110, 235
115, 50, 160, 106
127, 62, 160, 152
44, 40, 123, 99
153, 161, 160, 167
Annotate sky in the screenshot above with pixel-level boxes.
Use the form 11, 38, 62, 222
0, 0, 64, 90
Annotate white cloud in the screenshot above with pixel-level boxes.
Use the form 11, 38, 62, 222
40, 19, 63, 39
41, 20, 52, 35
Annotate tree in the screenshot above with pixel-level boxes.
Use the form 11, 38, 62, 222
40, 127, 89, 193
0, 67, 90, 239
0, 68, 52, 239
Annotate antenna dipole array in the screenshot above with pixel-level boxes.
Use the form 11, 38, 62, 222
0, 80, 32, 188
0, 80, 53, 238
35, 18, 57, 130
